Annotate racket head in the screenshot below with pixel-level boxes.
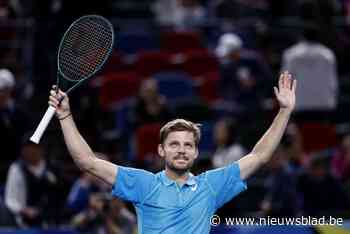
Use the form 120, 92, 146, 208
57, 15, 114, 85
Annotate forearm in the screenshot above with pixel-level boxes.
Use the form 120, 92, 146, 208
5, 194, 25, 214
59, 114, 96, 172
251, 108, 291, 164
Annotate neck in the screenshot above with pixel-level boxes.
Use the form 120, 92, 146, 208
28, 159, 43, 167
165, 167, 190, 184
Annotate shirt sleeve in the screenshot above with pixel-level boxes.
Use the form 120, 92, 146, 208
205, 162, 247, 209
111, 166, 156, 203
5, 163, 26, 214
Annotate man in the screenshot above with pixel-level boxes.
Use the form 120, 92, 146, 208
48, 71, 296, 233
215, 33, 273, 114
0, 68, 31, 182
281, 23, 338, 113
5, 139, 58, 227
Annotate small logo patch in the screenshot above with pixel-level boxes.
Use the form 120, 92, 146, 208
191, 183, 197, 191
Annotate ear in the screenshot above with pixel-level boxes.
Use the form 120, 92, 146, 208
158, 144, 165, 158
194, 147, 199, 159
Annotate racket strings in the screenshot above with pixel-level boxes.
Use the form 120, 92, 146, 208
59, 16, 113, 81
62, 21, 110, 79
64, 21, 109, 75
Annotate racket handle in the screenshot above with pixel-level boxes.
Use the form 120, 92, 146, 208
30, 106, 56, 144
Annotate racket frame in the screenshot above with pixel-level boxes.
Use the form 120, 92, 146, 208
30, 15, 114, 144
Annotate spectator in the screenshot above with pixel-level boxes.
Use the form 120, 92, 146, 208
282, 122, 308, 172
66, 172, 109, 216
4, 139, 59, 227
260, 146, 301, 217
297, 155, 350, 216
215, 33, 273, 114
71, 193, 106, 233
105, 198, 137, 234
211, 117, 246, 168
131, 78, 171, 128
71, 194, 137, 234
281, 23, 338, 116
0, 0, 15, 19
331, 133, 350, 181
175, 0, 206, 30
153, 0, 180, 26
0, 69, 31, 183
153, 0, 206, 30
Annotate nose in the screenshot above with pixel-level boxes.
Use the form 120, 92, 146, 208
177, 145, 185, 154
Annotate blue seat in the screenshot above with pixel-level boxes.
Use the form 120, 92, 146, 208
199, 121, 215, 155
114, 99, 135, 160
152, 71, 195, 103
115, 99, 134, 135
117, 31, 159, 54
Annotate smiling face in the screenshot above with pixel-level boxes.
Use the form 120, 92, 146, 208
158, 131, 198, 175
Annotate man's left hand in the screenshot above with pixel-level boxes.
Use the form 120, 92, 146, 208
274, 71, 296, 112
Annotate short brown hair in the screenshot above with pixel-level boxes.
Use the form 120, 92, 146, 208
160, 119, 201, 145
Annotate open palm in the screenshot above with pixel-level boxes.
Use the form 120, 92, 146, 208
274, 71, 296, 111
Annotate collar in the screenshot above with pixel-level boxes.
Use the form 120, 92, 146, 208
27, 160, 46, 178
160, 171, 196, 187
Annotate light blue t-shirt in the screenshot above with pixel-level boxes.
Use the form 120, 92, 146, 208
111, 163, 247, 234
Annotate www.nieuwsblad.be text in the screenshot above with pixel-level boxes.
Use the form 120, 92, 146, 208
210, 215, 343, 226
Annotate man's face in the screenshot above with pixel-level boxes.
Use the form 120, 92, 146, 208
22, 143, 43, 165
158, 131, 198, 174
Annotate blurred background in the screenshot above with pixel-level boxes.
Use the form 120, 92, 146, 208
1, 0, 350, 233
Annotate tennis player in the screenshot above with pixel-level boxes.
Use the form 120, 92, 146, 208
48, 71, 296, 233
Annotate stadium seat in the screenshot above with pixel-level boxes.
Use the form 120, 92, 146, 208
135, 123, 162, 161
134, 51, 174, 76
117, 31, 159, 54
161, 31, 203, 53
179, 49, 219, 76
298, 122, 337, 153
99, 72, 141, 110
102, 51, 126, 73
152, 71, 195, 103
114, 98, 134, 135
197, 71, 220, 104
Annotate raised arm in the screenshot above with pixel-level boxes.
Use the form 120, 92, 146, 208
238, 71, 296, 180
49, 87, 117, 186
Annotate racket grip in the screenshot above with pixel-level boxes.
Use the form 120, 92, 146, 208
30, 106, 56, 144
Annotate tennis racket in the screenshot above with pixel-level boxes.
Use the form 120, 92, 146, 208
30, 15, 114, 144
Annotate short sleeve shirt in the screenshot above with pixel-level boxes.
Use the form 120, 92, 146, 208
111, 163, 247, 234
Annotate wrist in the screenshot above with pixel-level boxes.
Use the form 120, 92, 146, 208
279, 107, 293, 115
58, 112, 72, 121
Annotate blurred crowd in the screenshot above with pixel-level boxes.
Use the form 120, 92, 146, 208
1, 0, 350, 232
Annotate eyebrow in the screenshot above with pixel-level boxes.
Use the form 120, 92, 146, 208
167, 140, 194, 145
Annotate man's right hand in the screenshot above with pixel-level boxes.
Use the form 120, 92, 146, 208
21, 207, 39, 219
48, 85, 71, 119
